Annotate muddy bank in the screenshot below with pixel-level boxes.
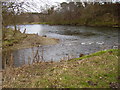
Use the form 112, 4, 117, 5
3, 28, 59, 51
10, 34, 59, 50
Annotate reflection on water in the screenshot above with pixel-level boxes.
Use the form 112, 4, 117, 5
6, 25, 119, 67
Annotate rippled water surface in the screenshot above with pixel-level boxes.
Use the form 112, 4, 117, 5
9, 24, 119, 67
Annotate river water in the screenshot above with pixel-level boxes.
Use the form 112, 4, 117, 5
8, 24, 119, 67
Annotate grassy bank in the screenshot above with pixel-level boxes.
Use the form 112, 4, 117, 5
41, 20, 120, 28
20, 21, 120, 28
3, 49, 119, 88
3, 28, 59, 51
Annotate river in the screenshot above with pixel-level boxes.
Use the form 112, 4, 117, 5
7, 24, 119, 67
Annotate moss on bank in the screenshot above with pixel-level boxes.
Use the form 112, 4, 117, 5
3, 49, 119, 88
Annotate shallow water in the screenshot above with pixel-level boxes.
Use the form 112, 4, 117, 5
8, 25, 119, 67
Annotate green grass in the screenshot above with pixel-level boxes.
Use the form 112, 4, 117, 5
3, 49, 119, 88
71, 49, 118, 61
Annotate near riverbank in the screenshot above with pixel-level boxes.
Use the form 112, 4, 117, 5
3, 28, 59, 51
3, 49, 120, 88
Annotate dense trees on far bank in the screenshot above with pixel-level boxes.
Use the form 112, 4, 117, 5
44, 2, 120, 27
16, 2, 120, 27
2, 1, 120, 27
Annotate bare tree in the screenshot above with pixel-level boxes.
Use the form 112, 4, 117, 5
2, 1, 24, 31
